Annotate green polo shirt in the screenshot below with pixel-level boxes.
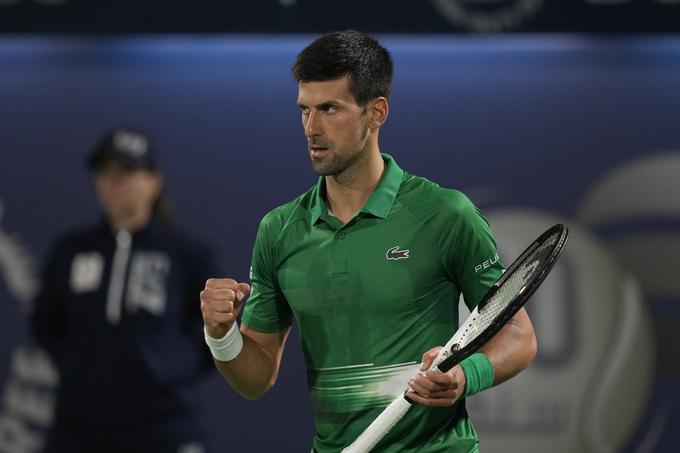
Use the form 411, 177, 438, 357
242, 154, 503, 452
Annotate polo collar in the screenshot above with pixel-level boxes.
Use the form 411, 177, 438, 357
310, 153, 404, 225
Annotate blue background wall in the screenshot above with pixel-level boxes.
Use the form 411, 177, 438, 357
0, 35, 678, 452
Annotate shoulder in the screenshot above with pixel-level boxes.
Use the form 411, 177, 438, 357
257, 185, 316, 238
146, 222, 219, 268
399, 173, 479, 219
164, 226, 213, 255
49, 224, 107, 253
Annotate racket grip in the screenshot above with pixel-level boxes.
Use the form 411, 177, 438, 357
341, 395, 412, 453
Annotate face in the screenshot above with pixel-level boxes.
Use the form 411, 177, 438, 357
297, 77, 372, 177
94, 160, 162, 229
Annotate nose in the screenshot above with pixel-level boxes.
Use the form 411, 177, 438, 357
304, 111, 321, 139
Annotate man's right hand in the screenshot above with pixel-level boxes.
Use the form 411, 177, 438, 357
200, 278, 251, 339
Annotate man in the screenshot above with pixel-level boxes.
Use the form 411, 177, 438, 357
32, 128, 219, 453
201, 30, 536, 452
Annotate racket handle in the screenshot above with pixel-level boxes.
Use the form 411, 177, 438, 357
341, 395, 412, 453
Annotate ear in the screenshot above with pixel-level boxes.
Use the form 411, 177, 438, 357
368, 97, 389, 130
149, 171, 164, 198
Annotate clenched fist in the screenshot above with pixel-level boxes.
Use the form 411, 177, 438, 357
200, 278, 251, 339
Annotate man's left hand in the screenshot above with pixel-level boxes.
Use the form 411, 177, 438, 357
406, 346, 466, 407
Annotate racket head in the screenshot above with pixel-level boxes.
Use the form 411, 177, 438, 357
436, 223, 569, 372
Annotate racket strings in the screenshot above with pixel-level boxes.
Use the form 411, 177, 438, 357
458, 232, 560, 348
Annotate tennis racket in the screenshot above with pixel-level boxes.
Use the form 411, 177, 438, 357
342, 223, 569, 453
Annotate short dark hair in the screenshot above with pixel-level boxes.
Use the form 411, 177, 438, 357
291, 30, 393, 105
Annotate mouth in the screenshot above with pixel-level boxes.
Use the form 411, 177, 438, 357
309, 146, 329, 157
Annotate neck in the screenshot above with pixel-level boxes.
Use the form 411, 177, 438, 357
325, 150, 385, 224
111, 209, 152, 233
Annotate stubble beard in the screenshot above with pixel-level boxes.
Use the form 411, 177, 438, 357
310, 124, 370, 179
311, 147, 365, 177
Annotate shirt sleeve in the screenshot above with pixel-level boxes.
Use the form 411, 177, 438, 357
439, 191, 504, 310
241, 213, 293, 333
29, 240, 68, 361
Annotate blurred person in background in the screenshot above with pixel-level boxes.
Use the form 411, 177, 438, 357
30, 128, 220, 453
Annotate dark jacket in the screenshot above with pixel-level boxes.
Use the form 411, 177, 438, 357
30, 217, 219, 432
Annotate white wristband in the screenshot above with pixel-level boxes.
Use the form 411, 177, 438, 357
204, 322, 243, 362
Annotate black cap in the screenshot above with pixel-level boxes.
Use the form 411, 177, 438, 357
87, 128, 157, 171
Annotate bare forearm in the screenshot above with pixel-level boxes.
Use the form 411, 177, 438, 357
480, 308, 537, 385
214, 327, 289, 400
201, 278, 291, 400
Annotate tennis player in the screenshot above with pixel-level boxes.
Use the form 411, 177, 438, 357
201, 30, 537, 452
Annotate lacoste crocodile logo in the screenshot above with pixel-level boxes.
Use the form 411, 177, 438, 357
386, 246, 410, 261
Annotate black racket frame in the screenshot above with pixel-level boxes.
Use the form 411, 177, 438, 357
436, 223, 570, 373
